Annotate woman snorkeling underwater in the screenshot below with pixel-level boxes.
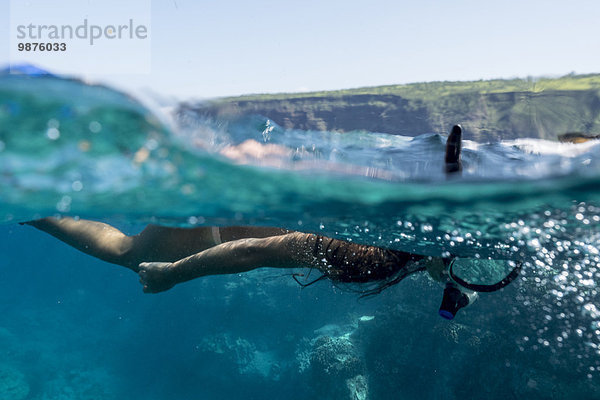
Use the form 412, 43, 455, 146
24, 125, 521, 319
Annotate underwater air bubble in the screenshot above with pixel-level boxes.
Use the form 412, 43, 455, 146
89, 121, 102, 133
46, 128, 60, 140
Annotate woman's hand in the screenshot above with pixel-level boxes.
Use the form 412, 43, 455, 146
424, 257, 446, 282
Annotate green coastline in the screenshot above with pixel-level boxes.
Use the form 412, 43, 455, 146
183, 74, 600, 141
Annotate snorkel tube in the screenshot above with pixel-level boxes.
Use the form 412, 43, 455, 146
437, 125, 523, 319
445, 124, 462, 174
439, 124, 470, 320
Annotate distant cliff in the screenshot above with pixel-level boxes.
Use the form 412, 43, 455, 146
180, 74, 600, 141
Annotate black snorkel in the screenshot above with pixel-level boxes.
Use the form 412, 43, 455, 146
439, 125, 469, 320
437, 124, 522, 319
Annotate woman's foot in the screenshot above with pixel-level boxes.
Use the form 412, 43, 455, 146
138, 262, 177, 293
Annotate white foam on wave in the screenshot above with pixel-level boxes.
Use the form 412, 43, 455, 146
504, 138, 600, 157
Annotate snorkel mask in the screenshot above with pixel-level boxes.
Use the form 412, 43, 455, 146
438, 257, 522, 320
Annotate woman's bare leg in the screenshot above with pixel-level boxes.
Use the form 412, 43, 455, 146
219, 226, 290, 241
26, 218, 292, 271
26, 218, 218, 271
27, 218, 140, 269
139, 232, 317, 293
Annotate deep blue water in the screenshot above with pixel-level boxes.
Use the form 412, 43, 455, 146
2, 73, 600, 399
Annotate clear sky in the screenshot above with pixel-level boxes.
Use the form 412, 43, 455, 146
1, 0, 599, 100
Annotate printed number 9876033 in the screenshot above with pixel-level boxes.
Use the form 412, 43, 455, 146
17, 43, 67, 51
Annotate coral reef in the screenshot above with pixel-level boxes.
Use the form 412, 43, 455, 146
40, 368, 116, 400
0, 364, 29, 400
309, 334, 364, 380
346, 375, 369, 400
199, 333, 281, 380
299, 319, 372, 400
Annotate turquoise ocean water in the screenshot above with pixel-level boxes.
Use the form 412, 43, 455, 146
1, 72, 600, 399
